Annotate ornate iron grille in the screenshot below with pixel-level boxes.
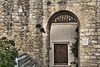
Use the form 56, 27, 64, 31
49, 11, 78, 23
52, 14, 77, 23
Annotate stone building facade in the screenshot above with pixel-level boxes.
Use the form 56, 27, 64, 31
0, 0, 100, 67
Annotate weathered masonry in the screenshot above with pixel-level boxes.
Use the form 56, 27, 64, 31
0, 0, 100, 67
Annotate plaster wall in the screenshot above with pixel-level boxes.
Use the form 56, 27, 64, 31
50, 23, 77, 66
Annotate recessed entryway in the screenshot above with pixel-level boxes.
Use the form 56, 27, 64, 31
48, 10, 79, 67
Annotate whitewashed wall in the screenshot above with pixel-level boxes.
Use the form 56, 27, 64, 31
50, 22, 78, 66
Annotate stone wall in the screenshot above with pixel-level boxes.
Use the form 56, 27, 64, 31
45, 0, 100, 67
0, 0, 44, 66
0, 0, 100, 67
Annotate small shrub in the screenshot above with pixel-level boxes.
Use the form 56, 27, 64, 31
71, 38, 78, 58
40, 28, 45, 33
71, 62, 77, 64
0, 37, 18, 67
70, 38, 78, 67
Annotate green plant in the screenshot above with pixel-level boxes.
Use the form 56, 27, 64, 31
0, 37, 18, 67
71, 38, 78, 58
71, 62, 78, 67
75, 26, 78, 33
36, 24, 45, 33
70, 27, 79, 67
71, 61, 77, 64
70, 38, 78, 67
40, 28, 45, 33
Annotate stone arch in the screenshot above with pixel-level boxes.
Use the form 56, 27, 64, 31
47, 10, 79, 30
46, 10, 80, 67
46, 7, 82, 24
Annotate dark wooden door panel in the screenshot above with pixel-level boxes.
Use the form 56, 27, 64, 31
54, 44, 68, 64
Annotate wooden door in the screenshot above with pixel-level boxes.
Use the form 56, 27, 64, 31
54, 44, 68, 65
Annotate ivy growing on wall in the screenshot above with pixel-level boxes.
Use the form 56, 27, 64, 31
70, 26, 79, 67
71, 38, 78, 58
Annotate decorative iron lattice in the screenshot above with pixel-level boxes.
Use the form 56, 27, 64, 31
52, 14, 77, 23
49, 10, 78, 23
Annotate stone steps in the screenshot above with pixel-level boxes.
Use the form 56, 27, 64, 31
15, 53, 40, 67
23, 60, 35, 67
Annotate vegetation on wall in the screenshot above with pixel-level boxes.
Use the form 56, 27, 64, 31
70, 38, 78, 67
70, 26, 79, 67
71, 38, 78, 58
0, 37, 18, 67
36, 24, 45, 33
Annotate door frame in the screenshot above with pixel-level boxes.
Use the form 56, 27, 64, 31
49, 41, 70, 67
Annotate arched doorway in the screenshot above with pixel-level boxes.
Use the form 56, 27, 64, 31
47, 10, 79, 67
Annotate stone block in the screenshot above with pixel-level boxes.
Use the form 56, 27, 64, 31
84, 56, 90, 59
93, 45, 100, 48
88, 2, 96, 6
95, 53, 100, 56
89, 29, 95, 32
86, 32, 94, 35
90, 56, 96, 59
94, 32, 98, 35
84, 29, 89, 32
80, 29, 84, 32
92, 40, 98, 43
90, 64, 97, 67
80, 33, 86, 36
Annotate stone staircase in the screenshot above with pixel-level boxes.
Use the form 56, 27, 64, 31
15, 53, 40, 67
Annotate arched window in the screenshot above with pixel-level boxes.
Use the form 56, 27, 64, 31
52, 14, 77, 23
49, 10, 78, 23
